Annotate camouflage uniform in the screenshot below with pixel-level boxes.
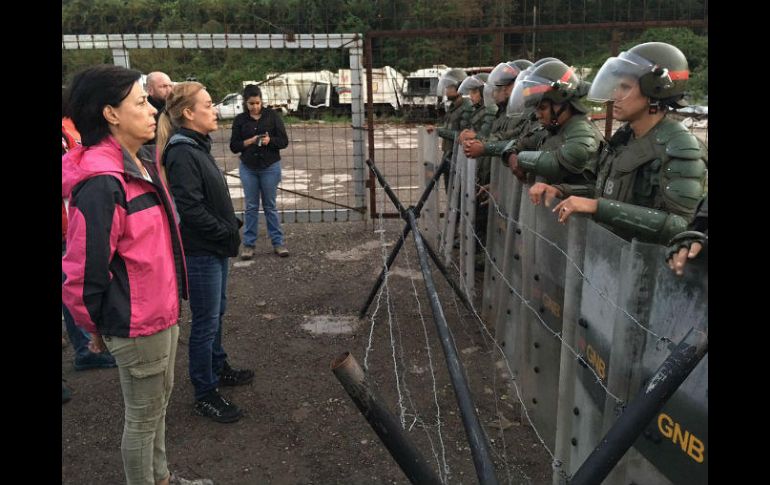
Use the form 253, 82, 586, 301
554, 118, 707, 244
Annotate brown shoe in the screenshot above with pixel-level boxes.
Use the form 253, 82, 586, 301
240, 246, 254, 260
274, 245, 289, 257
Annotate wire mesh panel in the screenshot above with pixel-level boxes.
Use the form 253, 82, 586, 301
62, 33, 367, 223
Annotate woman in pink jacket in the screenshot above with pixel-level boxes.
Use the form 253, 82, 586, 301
62, 64, 210, 485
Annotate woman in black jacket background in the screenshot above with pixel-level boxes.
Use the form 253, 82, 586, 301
229, 84, 290, 259
157, 81, 254, 424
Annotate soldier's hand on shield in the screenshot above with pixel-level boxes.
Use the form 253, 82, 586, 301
458, 129, 476, 143
464, 139, 484, 158
529, 183, 562, 207
667, 242, 703, 276
553, 196, 598, 223
506, 152, 527, 181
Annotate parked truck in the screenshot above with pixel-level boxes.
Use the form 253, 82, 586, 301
400, 64, 451, 115
307, 66, 405, 116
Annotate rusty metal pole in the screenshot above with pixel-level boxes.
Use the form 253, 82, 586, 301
493, 31, 504, 62
366, 158, 408, 217
331, 352, 442, 485
408, 210, 499, 485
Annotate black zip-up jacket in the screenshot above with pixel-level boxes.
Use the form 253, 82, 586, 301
163, 127, 241, 257
144, 96, 166, 146
229, 107, 289, 170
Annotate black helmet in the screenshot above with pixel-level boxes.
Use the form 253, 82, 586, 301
588, 42, 690, 109
508, 59, 590, 116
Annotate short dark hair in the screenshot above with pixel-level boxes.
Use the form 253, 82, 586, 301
65, 64, 142, 146
242, 84, 262, 112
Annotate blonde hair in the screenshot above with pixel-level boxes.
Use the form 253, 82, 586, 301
155, 81, 206, 153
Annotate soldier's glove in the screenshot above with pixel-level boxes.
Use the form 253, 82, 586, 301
666, 231, 707, 262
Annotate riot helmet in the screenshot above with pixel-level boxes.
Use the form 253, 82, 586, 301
508, 59, 590, 130
483, 61, 528, 108
588, 42, 690, 110
436, 68, 468, 100
458, 74, 485, 95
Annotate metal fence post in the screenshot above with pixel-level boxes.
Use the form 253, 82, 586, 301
349, 39, 367, 217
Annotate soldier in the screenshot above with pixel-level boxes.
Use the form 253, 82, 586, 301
460, 60, 532, 267
457, 73, 495, 142
531, 42, 707, 245
426, 68, 471, 190
462, 59, 534, 187
502, 59, 604, 186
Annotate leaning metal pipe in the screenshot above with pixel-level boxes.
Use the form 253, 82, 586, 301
568, 326, 708, 485
331, 352, 442, 485
407, 210, 499, 485
359, 157, 451, 318
366, 158, 409, 217
421, 236, 474, 314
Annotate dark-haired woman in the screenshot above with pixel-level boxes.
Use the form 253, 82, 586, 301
62, 64, 211, 485
229, 84, 289, 259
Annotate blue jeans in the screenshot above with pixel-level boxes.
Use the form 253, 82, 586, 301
186, 255, 229, 400
62, 244, 91, 358
239, 161, 284, 247
63, 303, 91, 359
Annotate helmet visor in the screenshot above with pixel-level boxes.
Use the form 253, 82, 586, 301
587, 51, 654, 102
507, 73, 555, 116
458, 75, 484, 95
488, 62, 520, 86
436, 70, 467, 96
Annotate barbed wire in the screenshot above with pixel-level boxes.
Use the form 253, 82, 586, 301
450, 205, 624, 407
446, 255, 564, 478
400, 234, 451, 483
479, 183, 673, 347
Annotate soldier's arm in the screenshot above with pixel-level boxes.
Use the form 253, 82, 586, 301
516, 121, 601, 183
437, 127, 459, 141
551, 183, 598, 198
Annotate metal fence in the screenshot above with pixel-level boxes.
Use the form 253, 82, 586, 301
424, 131, 708, 484
363, 19, 707, 217
62, 33, 368, 223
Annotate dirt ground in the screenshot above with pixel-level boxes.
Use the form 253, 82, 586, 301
62, 219, 554, 484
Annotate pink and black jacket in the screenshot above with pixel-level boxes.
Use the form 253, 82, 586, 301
62, 136, 188, 338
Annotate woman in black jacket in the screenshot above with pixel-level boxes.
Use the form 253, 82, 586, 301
157, 82, 254, 424
229, 84, 289, 259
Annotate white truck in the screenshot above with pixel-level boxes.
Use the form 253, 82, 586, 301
214, 93, 243, 119
307, 66, 406, 115
401, 64, 451, 114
